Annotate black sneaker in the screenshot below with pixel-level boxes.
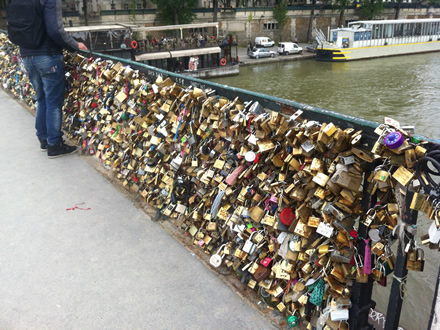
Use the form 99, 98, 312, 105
39, 138, 48, 152
47, 141, 77, 159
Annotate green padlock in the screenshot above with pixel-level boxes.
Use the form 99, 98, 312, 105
287, 314, 299, 328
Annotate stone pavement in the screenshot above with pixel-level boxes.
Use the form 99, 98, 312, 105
0, 88, 276, 329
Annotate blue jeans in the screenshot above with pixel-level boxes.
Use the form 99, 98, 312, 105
22, 55, 65, 146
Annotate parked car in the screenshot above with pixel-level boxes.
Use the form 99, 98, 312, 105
277, 42, 303, 55
247, 48, 276, 59
254, 37, 275, 48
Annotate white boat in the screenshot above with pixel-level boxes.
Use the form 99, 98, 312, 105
316, 18, 440, 61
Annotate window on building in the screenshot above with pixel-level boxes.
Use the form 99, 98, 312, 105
123, 3, 129, 9
263, 23, 279, 30
136, 3, 142, 9
189, 28, 208, 33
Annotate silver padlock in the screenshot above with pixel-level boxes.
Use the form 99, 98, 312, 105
210, 244, 227, 268
243, 231, 258, 254
187, 134, 197, 146
170, 155, 183, 171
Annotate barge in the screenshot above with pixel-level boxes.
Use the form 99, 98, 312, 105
316, 18, 440, 61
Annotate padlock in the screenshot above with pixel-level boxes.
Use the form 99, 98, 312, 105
406, 248, 425, 271
242, 231, 258, 254
371, 241, 385, 256
354, 253, 369, 283
210, 244, 227, 268
170, 154, 183, 171
330, 263, 345, 282
330, 247, 353, 264
249, 202, 265, 223
289, 235, 302, 252
293, 278, 306, 292
370, 265, 383, 282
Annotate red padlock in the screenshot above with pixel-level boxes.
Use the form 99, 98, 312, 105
261, 257, 272, 267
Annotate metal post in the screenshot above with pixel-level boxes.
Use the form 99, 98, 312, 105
385, 189, 418, 330
349, 163, 376, 330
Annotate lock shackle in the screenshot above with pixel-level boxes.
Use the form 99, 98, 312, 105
353, 248, 363, 268
215, 244, 227, 255
379, 260, 386, 274
257, 240, 267, 249
366, 208, 377, 217
247, 230, 258, 241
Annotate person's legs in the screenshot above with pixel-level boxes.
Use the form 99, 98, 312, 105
23, 55, 76, 158
33, 55, 65, 146
22, 56, 48, 143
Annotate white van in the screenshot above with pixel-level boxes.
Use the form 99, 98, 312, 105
254, 37, 275, 48
277, 42, 303, 55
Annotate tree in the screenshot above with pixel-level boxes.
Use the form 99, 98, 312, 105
82, 0, 88, 26
307, 0, 316, 43
273, 0, 288, 41
394, 0, 402, 19
333, 0, 352, 27
129, 0, 137, 24
359, 0, 384, 20
151, 0, 197, 26
213, 0, 218, 22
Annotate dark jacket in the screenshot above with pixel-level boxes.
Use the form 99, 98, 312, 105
20, 0, 79, 57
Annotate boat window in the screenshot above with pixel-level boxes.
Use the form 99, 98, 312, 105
385, 24, 392, 38
416, 23, 421, 36
395, 23, 402, 37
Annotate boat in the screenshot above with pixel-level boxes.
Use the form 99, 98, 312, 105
316, 18, 440, 61
131, 23, 239, 78
66, 23, 239, 78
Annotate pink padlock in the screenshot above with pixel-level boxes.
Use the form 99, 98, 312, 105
269, 194, 278, 203
261, 257, 272, 267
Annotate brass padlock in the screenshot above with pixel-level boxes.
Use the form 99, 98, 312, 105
371, 241, 385, 256
330, 263, 345, 283
355, 267, 369, 283
406, 248, 425, 272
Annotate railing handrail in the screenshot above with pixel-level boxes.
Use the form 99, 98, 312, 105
79, 49, 440, 146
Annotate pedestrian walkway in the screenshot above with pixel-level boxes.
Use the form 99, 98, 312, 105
0, 89, 275, 329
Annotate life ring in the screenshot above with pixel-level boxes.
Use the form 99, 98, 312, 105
189, 62, 196, 71
220, 58, 226, 66
131, 40, 138, 49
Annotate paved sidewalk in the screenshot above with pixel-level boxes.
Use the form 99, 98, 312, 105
0, 89, 275, 329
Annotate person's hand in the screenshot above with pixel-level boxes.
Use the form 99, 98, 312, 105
78, 42, 88, 50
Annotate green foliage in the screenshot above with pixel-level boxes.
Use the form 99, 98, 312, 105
333, 0, 352, 14
359, 0, 384, 19
333, 0, 352, 27
248, 13, 253, 23
273, 0, 288, 29
129, 0, 136, 24
428, 0, 440, 4
151, 0, 197, 25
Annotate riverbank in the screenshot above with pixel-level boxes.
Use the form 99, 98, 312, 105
237, 44, 315, 66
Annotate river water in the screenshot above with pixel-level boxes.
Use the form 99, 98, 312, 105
209, 53, 440, 329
